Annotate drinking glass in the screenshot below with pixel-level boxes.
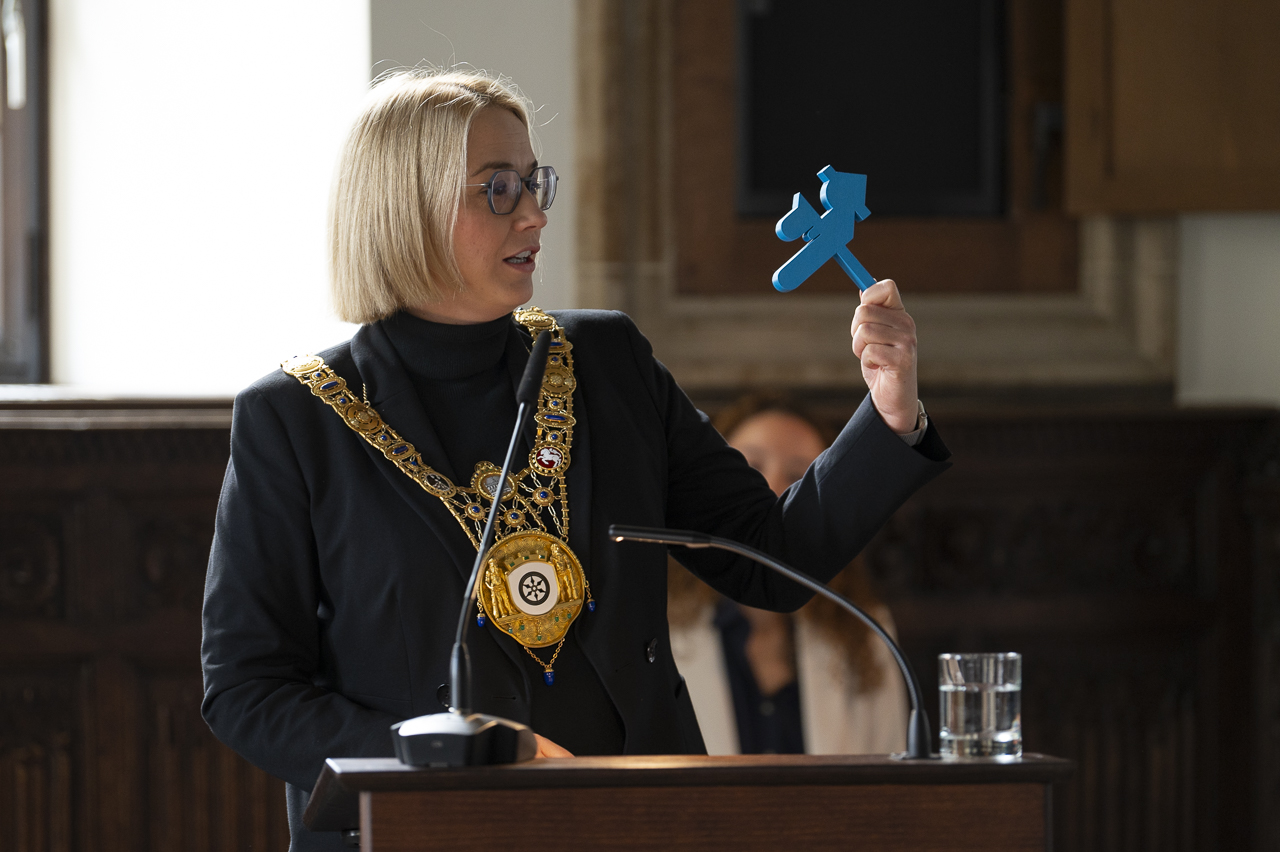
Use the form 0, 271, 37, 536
938, 652, 1022, 760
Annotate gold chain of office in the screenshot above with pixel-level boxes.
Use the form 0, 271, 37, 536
281, 307, 591, 682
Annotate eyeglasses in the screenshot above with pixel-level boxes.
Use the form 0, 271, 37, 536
465, 166, 558, 215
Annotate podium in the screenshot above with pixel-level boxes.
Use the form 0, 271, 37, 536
305, 753, 1073, 851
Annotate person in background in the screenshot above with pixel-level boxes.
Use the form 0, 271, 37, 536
669, 392, 908, 755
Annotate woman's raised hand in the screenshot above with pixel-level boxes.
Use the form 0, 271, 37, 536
850, 279, 920, 435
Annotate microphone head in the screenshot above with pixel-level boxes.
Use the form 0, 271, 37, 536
608, 524, 712, 548
516, 329, 554, 406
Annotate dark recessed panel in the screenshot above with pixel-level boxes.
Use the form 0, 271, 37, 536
738, 0, 1005, 217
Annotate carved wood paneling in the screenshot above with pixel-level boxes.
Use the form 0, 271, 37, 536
145, 674, 289, 852
0, 423, 290, 852
0, 514, 63, 618
0, 407, 1275, 850
1025, 641, 1200, 852
871, 495, 1199, 598
0, 671, 79, 852
126, 498, 220, 616
854, 408, 1268, 852
1244, 419, 1280, 851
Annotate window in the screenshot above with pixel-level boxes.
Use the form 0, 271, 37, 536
0, 0, 47, 382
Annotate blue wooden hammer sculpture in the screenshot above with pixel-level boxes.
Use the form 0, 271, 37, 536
772, 166, 875, 292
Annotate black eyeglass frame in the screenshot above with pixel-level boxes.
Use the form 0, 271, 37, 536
464, 165, 558, 215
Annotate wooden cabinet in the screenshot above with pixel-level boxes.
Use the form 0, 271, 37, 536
1066, 0, 1280, 212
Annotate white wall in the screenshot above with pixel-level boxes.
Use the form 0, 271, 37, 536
370, 0, 577, 313
1177, 214, 1280, 406
49, 0, 368, 394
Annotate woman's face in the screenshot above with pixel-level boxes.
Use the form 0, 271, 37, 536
411, 107, 547, 324
727, 410, 827, 497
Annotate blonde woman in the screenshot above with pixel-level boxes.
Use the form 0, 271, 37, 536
670, 394, 908, 755
201, 68, 949, 850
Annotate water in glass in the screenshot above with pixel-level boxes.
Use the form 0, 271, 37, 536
938, 652, 1022, 760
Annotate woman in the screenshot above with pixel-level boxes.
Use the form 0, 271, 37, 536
200, 68, 949, 850
669, 394, 908, 756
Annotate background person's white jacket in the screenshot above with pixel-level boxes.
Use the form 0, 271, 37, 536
669, 604, 909, 755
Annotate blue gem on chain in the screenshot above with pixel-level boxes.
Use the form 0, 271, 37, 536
588, 600, 596, 612
544, 670, 555, 686
476, 613, 486, 627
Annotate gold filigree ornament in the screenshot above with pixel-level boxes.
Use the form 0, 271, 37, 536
282, 308, 593, 685
478, 531, 585, 648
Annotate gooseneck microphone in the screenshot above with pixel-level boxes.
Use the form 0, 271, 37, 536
391, 329, 553, 767
608, 524, 938, 760
452, 327, 553, 715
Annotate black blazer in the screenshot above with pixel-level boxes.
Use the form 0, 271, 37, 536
201, 310, 950, 848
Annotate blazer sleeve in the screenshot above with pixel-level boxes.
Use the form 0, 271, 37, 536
200, 384, 400, 792
617, 313, 950, 611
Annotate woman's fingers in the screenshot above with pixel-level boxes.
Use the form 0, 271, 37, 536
534, 733, 575, 758
859, 278, 906, 310
858, 342, 915, 372
851, 318, 915, 351
851, 281, 916, 364
851, 314, 917, 363
853, 303, 916, 333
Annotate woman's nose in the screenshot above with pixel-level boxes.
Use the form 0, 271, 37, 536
513, 186, 548, 229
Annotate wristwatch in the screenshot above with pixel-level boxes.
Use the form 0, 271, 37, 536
901, 400, 928, 447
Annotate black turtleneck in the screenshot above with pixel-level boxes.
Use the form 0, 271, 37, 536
382, 311, 516, 483
381, 311, 625, 756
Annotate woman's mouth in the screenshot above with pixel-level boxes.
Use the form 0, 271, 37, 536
504, 249, 535, 265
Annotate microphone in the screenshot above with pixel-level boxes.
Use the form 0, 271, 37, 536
391, 329, 554, 767
608, 524, 938, 760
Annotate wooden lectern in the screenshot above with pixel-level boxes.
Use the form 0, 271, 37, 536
305, 753, 1072, 851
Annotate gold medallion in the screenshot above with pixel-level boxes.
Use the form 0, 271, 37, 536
477, 531, 585, 648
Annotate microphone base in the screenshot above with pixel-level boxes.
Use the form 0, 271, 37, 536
392, 712, 537, 767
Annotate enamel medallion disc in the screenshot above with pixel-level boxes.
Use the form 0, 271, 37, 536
478, 531, 585, 648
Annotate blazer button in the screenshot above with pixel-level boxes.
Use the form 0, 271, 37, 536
436, 683, 451, 708
646, 638, 658, 663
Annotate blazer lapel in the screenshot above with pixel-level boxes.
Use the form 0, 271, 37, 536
348, 323, 475, 581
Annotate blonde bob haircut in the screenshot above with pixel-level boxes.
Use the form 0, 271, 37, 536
330, 68, 535, 324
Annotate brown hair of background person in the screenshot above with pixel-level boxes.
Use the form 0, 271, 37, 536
667, 391, 887, 693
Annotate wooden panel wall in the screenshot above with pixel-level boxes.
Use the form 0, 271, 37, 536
0, 405, 1274, 850
0, 427, 288, 852
859, 407, 1270, 852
